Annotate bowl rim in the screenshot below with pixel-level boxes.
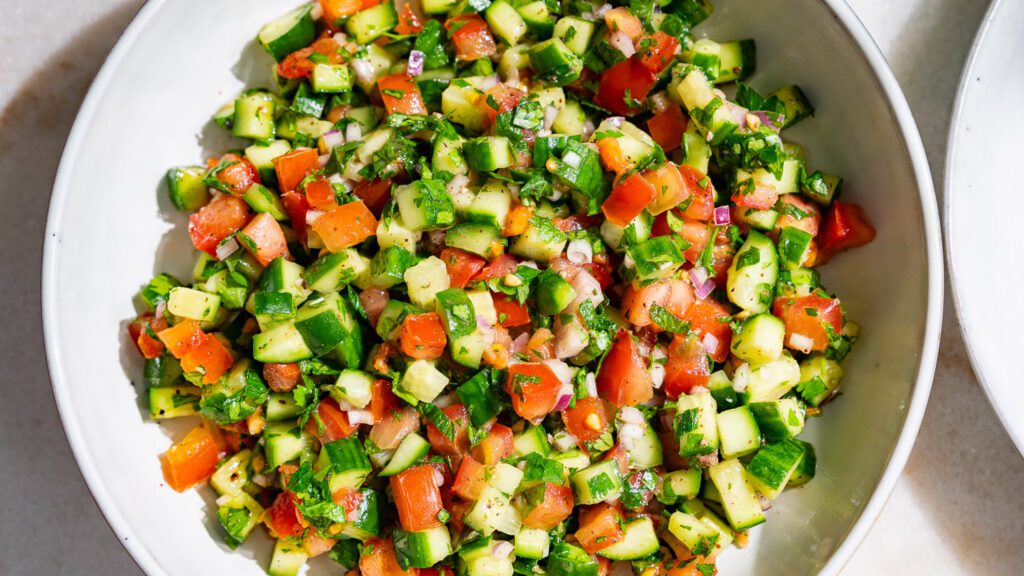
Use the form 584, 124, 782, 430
943, 0, 1024, 456
41, 0, 943, 574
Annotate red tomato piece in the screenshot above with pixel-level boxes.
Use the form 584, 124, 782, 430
562, 396, 609, 444
427, 404, 472, 458
179, 334, 234, 384
129, 314, 166, 360
480, 83, 525, 127
239, 212, 290, 267
681, 298, 733, 363
596, 137, 630, 174
352, 178, 393, 218
378, 74, 428, 116
320, 0, 364, 25
188, 194, 251, 256
274, 148, 321, 192
157, 319, 205, 358
471, 423, 514, 465
647, 105, 688, 151
214, 155, 260, 195
596, 329, 653, 407
637, 32, 680, 74
471, 253, 518, 283
679, 164, 716, 221
604, 7, 644, 43
620, 278, 693, 329
775, 194, 821, 237
576, 502, 625, 554
642, 163, 687, 216
360, 538, 414, 576
603, 444, 630, 475
522, 483, 574, 530
369, 379, 401, 424
493, 293, 531, 328
303, 533, 337, 558
280, 190, 310, 244
395, 3, 423, 35
304, 178, 338, 211
264, 491, 306, 538
452, 455, 488, 501
602, 173, 657, 227
306, 397, 360, 443
582, 262, 614, 290
311, 200, 378, 252
663, 333, 710, 397
553, 213, 603, 233
818, 200, 876, 254
441, 247, 487, 289
369, 406, 420, 450
731, 181, 778, 211
594, 57, 658, 116
445, 14, 497, 61
506, 363, 563, 421
160, 423, 222, 492
391, 465, 444, 531
399, 312, 447, 360
772, 295, 843, 352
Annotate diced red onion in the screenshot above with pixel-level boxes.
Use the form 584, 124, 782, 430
543, 105, 559, 130
491, 541, 514, 559
554, 318, 589, 359
154, 300, 167, 321
618, 422, 643, 451
569, 269, 603, 312
650, 92, 670, 114
215, 237, 239, 261
728, 102, 750, 128
595, 3, 613, 17
252, 473, 274, 487
585, 372, 598, 397
619, 406, 645, 426
309, 2, 323, 20
553, 392, 573, 412
714, 205, 731, 225
563, 150, 581, 169
566, 239, 593, 265
543, 359, 574, 386
477, 75, 500, 90
788, 332, 814, 354
582, 119, 596, 140
650, 362, 665, 389
476, 315, 496, 346
733, 363, 749, 392
348, 410, 374, 425
446, 173, 469, 197
605, 116, 625, 128
332, 32, 348, 45
318, 153, 330, 168
433, 468, 445, 487
511, 332, 530, 356
693, 276, 716, 300
435, 393, 456, 409
688, 266, 709, 288
608, 31, 635, 58
751, 110, 784, 132
702, 333, 720, 355
306, 209, 324, 225
321, 130, 344, 151
345, 123, 363, 143
553, 431, 578, 451
407, 50, 425, 77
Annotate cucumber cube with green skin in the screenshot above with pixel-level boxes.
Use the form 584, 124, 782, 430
456, 369, 504, 427
464, 136, 515, 171
788, 439, 817, 486
318, 436, 372, 492
432, 135, 467, 175
516, 2, 556, 37
148, 385, 200, 420
600, 211, 653, 253
141, 273, 181, 311
511, 217, 567, 262
395, 180, 456, 232
259, 258, 309, 305
166, 166, 208, 211
293, 293, 353, 356
442, 80, 488, 134
750, 398, 806, 441
253, 291, 296, 320
369, 246, 417, 289
290, 82, 327, 118
435, 288, 477, 340
730, 313, 785, 364
264, 420, 314, 469
658, 468, 702, 505
675, 392, 719, 458
515, 527, 551, 560
674, 66, 740, 144
265, 392, 303, 422
623, 235, 690, 285
530, 39, 583, 86
553, 99, 587, 136
796, 352, 845, 406
535, 269, 577, 315
570, 459, 623, 505
513, 425, 552, 457
746, 352, 802, 402
706, 370, 739, 412
268, 538, 308, 576
727, 230, 779, 313
466, 180, 512, 228
715, 39, 756, 84
553, 17, 595, 56
379, 432, 432, 477
444, 223, 501, 257
304, 249, 367, 293
376, 299, 421, 340
777, 226, 813, 270
394, 525, 453, 569
802, 170, 843, 205
340, 487, 381, 541
331, 369, 374, 409
466, 290, 497, 325
346, 1, 397, 44
709, 458, 765, 530
771, 84, 815, 129
257, 4, 316, 61
311, 63, 353, 93
245, 139, 292, 188
167, 287, 221, 322
377, 212, 422, 252
233, 92, 276, 142
242, 184, 288, 221
684, 38, 723, 81
624, 423, 663, 470
403, 256, 451, 310
217, 492, 263, 549
734, 206, 780, 232
210, 449, 253, 496
399, 359, 450, 403
547, 543, 598, 576
716, 406, 762, 459
253, 321, 314, 363
422, 0, 458, 15
144, 353, 183, 388
681, 122, 712, 173
597, 517, 660, 560
485, 0, 528, 46
746, 439, 807, 499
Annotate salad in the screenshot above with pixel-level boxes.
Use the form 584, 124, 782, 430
128, 0, 877, 574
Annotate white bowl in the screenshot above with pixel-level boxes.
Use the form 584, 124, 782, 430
42, 0, 942, 574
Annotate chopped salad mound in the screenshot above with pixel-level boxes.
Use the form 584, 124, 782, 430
129, 0, 877, 574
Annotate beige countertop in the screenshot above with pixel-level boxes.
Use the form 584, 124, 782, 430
1, 0, 1021, 574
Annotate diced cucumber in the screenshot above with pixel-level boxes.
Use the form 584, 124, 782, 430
486, 0, 528, 46
547, 542, 598, 576
465, 464, 524, 535
709, 459, 765, 530
148, 385, 200, 420
746, 439, 806, 499
217, 491, 263, 549
294, 292, 355, 356
167, 287, 220, 322
377, 211, 422, 252
593, 119, 656, 166
233, 92, 276, 142
658, 468, 702, 505
597, 517, 659, 560
514, 425, 552, 457
253, 321, 314, 363
318, 436, 373, 491
394, 525, 453, 569
466, 180, 512, 228
442, 80, 487, 134
553, 17, 594, 56
529, 39, 583, 86
552, 99, 586, 136
667, 511, 720, 559
516, 2, 556, 37
550, 449, 590, 472
464, 136, 515, 171
265, 392, 303, 422
796, 353, 844, 407
675, 393, 719, 458
369, 246, 418, 289
242, 183, 288, 220
624, 423, 663, 470
515, 527, 551, 560
511, 217, 568, 262
396, 180, 456, 232
707, 370, 739, 412
600, 211, 653, 252
268, 539, 307, 576
404, 256, 451, 310
569, 459, 622, 505
726, 230, 779, 313
144, 351, 183, 388
681, 121, 712, 173
435, 288, 477, 341
263, 420, 314, 469
715, 39, 756, 84
339, 487, 381, 540
380, 432, 431, 476
771, 85, 815, 129
802, 170, 843, 205
623, 235, 689, 285
352, 44, 398, 94
716, 406, 761, 459
311, 63, 353, 93
746, 352, 801, 402
788, 439, 817, 486
730, 313, 785, 364
346, 2, 397, 44
399, 359, 450, 403
445, 223, 501, 257
376, 299, 421, 340
210, 449, 252, 496
734, 206, 780, 232
304, 249, 367, 293
422, 0, 457, 15
259, 258, 309, 306
750, 398, 806, 441
166, 166, 208, 211
331, 369, 375, 409
684, 38, 723, 81
433, 135, 467, 175
673, 66, 739, 144
257, 4, 316, 61
466, 290, 497, 324
535, 269, 576, 315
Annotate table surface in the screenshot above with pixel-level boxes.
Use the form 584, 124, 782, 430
2, 0, 1021, 574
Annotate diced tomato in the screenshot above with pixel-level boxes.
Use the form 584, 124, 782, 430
596, 137, 630, 174
502, 204, 532, 237
772, 295, 843, 352
306, 397, 360, 443
603, 173, 656, 227
553, 213, 602, 233
129, 314, 166, 360
277, 37, 344, 79
179, 334, 234, 384
604, 7, 644, 43
525, 328, 556, 361
480, 83, 525, 127
395, 3, 424, 35
663, 333, 710, 397
676, 218, 712, 264
441, 248, 487, 289
576, 502, 625, 554
263, 363, 301, 392
157, 319, 205, 358
472, 423, 514, 465
452, 455, 488, 500
311, 200, 378, 252
280, 190, 310, 243
731, 181, 778, 211
596, 330, 653, 407
522, 482, 574, 530
644, 163, 687, 215
775, 194, 821, 237
445, 14, 497, 62
679, 164, 716, 221
594, 57, 658, 117
369, 379, 401, 423
303, 533, 337, 557
472, 253, 519, 283
818, 200, 876, 254
427, 404, 472, 458
332, 486, 365, 521
506, 363, 563, 421
492, 293, 531, 328
320, 0, 364, 25
681, 298, 733, 363
369, 405, 420, 450
360, 538, 414, 576
160, 423, 222, 492
188, 194, 251, 256
562, 396, 609, 444
213, 155, 260, 195
583, 262, 614, 290
603, 444, 629, 475
352, 178, 393, 218
621, 278, 693, 328
274, 148, 321, 192
239, 213, 290, 267
637, 31, 680, 74
399, 312, 447, 360
647, 105, 688, 151
391, 465, 444, 531
264, 491, 306, 538
304, 178, 338, 211
378, 74, 428, 116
